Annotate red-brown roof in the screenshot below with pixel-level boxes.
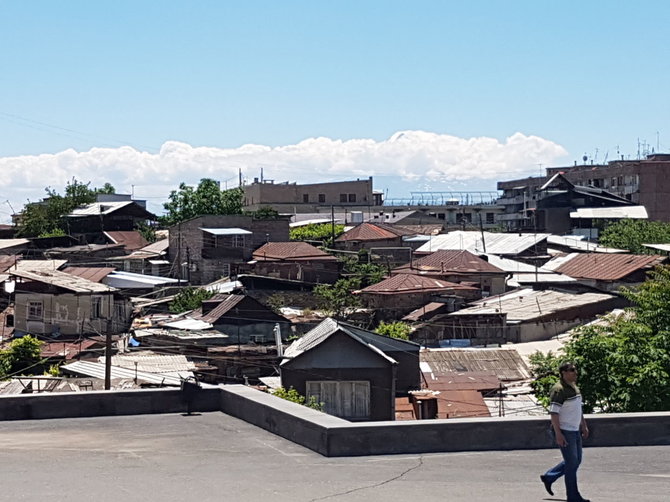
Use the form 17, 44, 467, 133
104, 231, 149, 251
357, 273, 478, 295
252, 242, 337, 261
0, 255, 20, 273
554, 253, 666, 280
62, 267, 116, 283
394, 250, 504, 275
41, 339, 99, 360
423, 371, 501, 392
336, 222, 415, 242
435, 390, 491, 418
402, 302, 451, 322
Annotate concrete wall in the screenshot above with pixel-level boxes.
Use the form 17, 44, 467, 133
0, 387, 221, 421
1, 385, 668, 458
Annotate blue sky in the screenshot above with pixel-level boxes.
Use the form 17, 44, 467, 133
0, 1, 668, 216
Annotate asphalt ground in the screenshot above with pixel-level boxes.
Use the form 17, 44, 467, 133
0, 412, 667, 502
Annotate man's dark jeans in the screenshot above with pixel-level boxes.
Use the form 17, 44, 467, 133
543, 429, 584, 502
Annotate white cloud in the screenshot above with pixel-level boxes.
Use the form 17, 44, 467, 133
0, 130, 567, 221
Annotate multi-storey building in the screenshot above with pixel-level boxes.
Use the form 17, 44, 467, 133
242, 177, 381, 212
498, 153, 670, 230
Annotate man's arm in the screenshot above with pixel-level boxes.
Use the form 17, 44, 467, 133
580, 414, 589, 439
550, 413, 567, 447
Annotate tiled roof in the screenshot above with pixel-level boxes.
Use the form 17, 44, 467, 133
62, 267, 116, 283
252, 242, 337, 261
104, 231, 149, 251
551, 253, 666, 280
336, 222, 415, 242
395, 250, 504, 274
358, 273, 478, 295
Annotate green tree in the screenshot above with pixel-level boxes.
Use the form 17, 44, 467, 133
248, 206, 279, 219
341, 256, 387, 287
529, 266, 670, 413
272, 386, 324, 411
160, 179, 243, 226
313, 277, 361, 319
599, 219, 670, 254
135, 220, 157, 243
17, 178, 116, 237
375, 321, 412, 340
289, 223, 345, 247
0, 335, 43, 378
168, 287, 215, 313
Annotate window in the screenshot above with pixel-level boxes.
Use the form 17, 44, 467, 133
318, 193, 326, 203
114, 301, 125, 321
28, 301, 43, 321
348, 193, 356, 203
250, 334, 265, 343
486, 212, 495, 224
306, 380, 370, 419
232, 235, 245, 248
302, 193, 309, 203
339, 193, 347, 203
220, 263, 231, 278
91, 296, 103, 318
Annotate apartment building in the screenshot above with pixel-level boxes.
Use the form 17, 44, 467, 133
497, 153, 670, 230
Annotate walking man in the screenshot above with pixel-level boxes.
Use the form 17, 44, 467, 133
541, 362, 590, 502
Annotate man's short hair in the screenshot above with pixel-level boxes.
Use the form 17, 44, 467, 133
559, 362, 576, 374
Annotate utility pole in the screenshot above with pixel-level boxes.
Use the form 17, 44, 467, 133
104, 331, 112, 390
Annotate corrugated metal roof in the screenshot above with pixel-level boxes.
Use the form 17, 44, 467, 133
104, 231, 149, 251
14, 259, 68, 271
106, 351, 195, 376
421, 370, 500, 392
60, 360, 190, 385
195, 294, 246, 323
282, 317, 417, 363
62, 266, 116, 283
336, 222, 415, 242
396, 250, 504, 274
0, 239, 29, 250
416, 231, 550, 255
358, 273, 478, 295
550, 252, 666, 280
252, 242, 337, 261
420, 348, 530, 381
547, 235, 627, 253
200, 227, 252, 235
450, 288, 616, 322
570, 206, 648, 219
68, 201, 134, 216
643, 243, 670, 253
10, 268, 116, 293
402, 302, 451, 322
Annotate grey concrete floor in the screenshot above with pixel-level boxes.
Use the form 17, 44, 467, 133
0, 412, 667, 502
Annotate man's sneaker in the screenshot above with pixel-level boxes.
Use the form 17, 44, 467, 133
540, 475, 554, 496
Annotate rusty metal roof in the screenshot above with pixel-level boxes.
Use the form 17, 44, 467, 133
395, 250, 504, 274
336, 222, 415, 242
420, 348, 530, 381
62, 267, 116, 283
358, 273, 478, 295
252, 242, 337, 261
422, 370, 501, 392
104, 231, 149, 251
10, 268, 116, 293
435, 390, 491, 418
551, 252, 666, 280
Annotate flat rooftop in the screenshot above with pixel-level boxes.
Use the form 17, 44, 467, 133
0, 412, 667, 502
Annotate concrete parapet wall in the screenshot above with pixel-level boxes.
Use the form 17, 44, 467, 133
0, 387, 221, 421
1, 384, 668, 457
217, 386, 670, 457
